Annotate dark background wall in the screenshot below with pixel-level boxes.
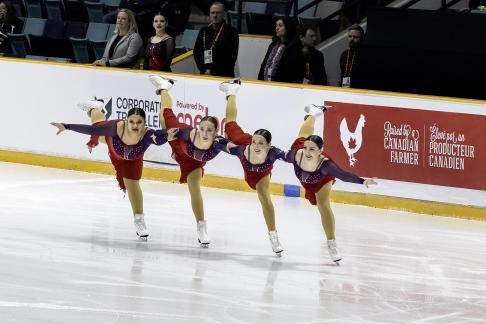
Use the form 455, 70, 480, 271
354, 8, 486, 100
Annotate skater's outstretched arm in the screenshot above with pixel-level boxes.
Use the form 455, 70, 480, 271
145, 128, 174, 145
212, 137, 240, 155
323, 160, 377, 187
51, 121, 118, 136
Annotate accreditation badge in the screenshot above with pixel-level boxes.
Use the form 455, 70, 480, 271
342, 77, 351, 88
204, 49, 213, 64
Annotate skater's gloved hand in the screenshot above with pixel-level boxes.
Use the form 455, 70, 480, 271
167, 128, 179, 141
50, 122, 66, 135
364, 178, 378, 188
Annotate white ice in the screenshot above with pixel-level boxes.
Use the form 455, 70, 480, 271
1, 162, 486, 324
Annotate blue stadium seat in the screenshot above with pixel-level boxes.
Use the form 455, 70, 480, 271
243, 2, 266, 14
45, 0, 63, 21
9, 0, 26, 17
86, 22, 109, 41
106, 24, 115, 39
64, 0, 89, 22
8, 33, 30, 57
91, 39, 106, 60
85, 1, 104, 23
25, 0, 42, 18
69, 22, 106, 62
22, 17, 46, 35
70, 38, 90, 63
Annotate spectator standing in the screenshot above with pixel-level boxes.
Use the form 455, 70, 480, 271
299, 25, 327, 86
0, 0, 23, 55
339, 24, 364, 88
103, 0, 162, 42
193, 1, 239, 77
143, 12, 174, 71
258, 18, 305, 83
93, 9, 143, 68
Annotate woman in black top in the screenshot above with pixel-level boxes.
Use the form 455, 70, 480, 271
258, 17, 305, 84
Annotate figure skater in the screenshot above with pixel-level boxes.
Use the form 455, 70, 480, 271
218, 78, 285, 256
51, 102, 176, 239
148, 75, 229, 247
285, 104, 377, 263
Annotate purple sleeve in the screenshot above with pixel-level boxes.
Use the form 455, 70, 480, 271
228, 145, 245, 156
282, 148, 298, 164
267, 147, 286, 163
212, 136, 234, 153
322, 160, 364, 184
175, 128, 192, 141
64, 121, 118, 136
144, 128, 168, 146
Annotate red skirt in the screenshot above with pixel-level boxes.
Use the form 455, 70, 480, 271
107, 138, 143, 191
244, 170, 271, 190
84, 120, 143, 192
163, 109, 206, 183
291, 137, 335, 205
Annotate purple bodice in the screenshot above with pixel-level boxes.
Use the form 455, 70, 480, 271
64, 121, 168, 160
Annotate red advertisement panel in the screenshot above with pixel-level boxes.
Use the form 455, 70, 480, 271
323, 102, 486, 190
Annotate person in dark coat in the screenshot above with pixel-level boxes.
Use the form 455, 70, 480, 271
258, 17, 305, 84
193, 1, 239, 77
299, 25, 327, 85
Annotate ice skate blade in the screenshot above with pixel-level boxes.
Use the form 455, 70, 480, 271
333, 258, 342, 265
275, 252, 282, 258
198, 239, 210, 248
137, 232, 149, 240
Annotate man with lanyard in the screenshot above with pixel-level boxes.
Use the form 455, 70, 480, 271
339, 24, 364, 88
193, 1, 239, 77
299, 25, 327, 86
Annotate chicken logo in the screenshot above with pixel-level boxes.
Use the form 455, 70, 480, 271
339, 114, 366, 167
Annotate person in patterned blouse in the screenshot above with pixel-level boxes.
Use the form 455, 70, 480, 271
285, 104, 377, 264
143, 12, 174, 72
50, 102, 177, 240
149, 74, 229, 248
218, 78, 285, 256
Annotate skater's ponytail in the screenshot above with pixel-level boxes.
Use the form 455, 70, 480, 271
253, 129, 272, 144
127, 108, 146, 121
306, 135, 323, 149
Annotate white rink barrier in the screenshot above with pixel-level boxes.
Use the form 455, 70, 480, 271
1, 58, 485, 219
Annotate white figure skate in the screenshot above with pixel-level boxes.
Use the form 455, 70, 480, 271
77, 100, 104, 113
134, 213, 149, 239
304, 104, 332, 117
268, 230, 283, 257
197, 220, 210, 247
148, 75, 175, 94
327, 239, 342, 265
218, 78, 241, 96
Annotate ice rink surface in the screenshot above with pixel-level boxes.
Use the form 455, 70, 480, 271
1, 162, 486, 324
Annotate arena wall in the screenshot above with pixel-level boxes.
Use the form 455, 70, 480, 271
1, 57, 485, 220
